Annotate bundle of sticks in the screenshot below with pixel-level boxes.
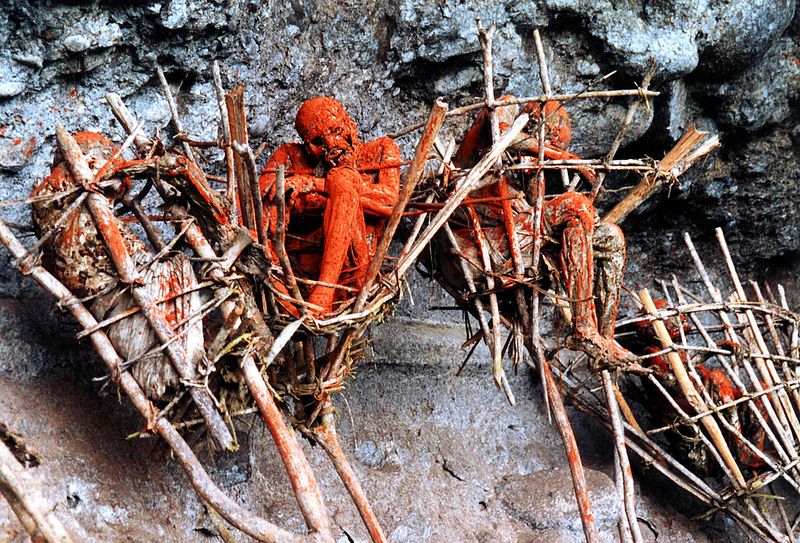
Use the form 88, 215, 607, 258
3, 20, 785, 543
403, 23, 797, 543
0, 63, 449, 542
398, 23, 726, 543
572, 230, 800, 543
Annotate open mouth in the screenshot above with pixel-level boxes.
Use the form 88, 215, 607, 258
326, 147, 347, 165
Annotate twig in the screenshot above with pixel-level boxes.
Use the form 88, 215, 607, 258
529, 29, 550, 419
0, 437, 75, 543
232, 141, 268, 246
226, 84, 255, 229
274, 165, 306, 308
389, 90, 660, 138
180, 222, 333, 539
602, 371, 643, 543
311, 412, 387, 543
639, 288, 746, 488
105, 93, 154, 149
591, 62, 657, 199
682, 235, 800, 477
121, 190, 166, 251
355, 98, 447, 310
212, 62, 239, 224
602, 129, 719, 224
204, 500, 240, 543
241, 355, 333, 539
531, 28, 570, 189
466, 205, 515, 405
539, 350, 600, 543
156, 65, 196, 162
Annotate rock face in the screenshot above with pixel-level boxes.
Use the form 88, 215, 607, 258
0, 1, 797, 542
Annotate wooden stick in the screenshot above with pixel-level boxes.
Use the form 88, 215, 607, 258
0, 438, 75, 543
311, 412, 387, 543
603, 129, 719, 224
105, 93, 154, 149
355, 98, 447, 310
210, 63, 238, 225
531, 28, 571, 189
601, 371, 643, 543
241, 356, 333, 539
225, 84, 255, 230
232, 141, 268, 246
156, 65, 196, 163
539, 349, 600, 543
274, 165, 307, 309
466, 204, 515, 405
669, 278, 798, 487
529, 29, 550, 419
591, 63, 656, 199
389, 90, 660, 138
752, 282, 800, 440
182, 227, 333, 538
639, 288, 746, 488
474, 23, 517, 404
683, 234, 800, 474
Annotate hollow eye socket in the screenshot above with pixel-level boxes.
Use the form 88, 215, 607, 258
311, 136, 324, 146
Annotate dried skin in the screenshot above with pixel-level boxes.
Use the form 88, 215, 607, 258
91, 253, 204, 399
30, 133, 143, 298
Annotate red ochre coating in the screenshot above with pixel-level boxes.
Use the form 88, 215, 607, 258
30, 131, 203, 399
628, 302, 770, 470
453, 98, 633, 367
30, 132, 140, 297
259, 97, 401, 314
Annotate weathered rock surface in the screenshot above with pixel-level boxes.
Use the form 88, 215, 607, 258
1, 1, 798, 541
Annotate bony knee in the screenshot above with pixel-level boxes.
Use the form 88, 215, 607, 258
325, 166, 361, 196
595, 222, 625, 250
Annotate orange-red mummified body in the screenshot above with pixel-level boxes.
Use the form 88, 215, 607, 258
259, 97, 401, 314
448, 98, 635, 368
623, 301, 771, 470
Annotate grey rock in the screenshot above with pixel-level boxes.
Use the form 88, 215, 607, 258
0, 137, 36, 171
95, 23, 122, 48
64, 34, 92, 53
694, 37, 800, 131
498, 468, 619, 535
12, 54, 43, 69
546, 0, 703, 79
161, 0, 188, 30
697, 0, 795, 78
0, 81, 24, 97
